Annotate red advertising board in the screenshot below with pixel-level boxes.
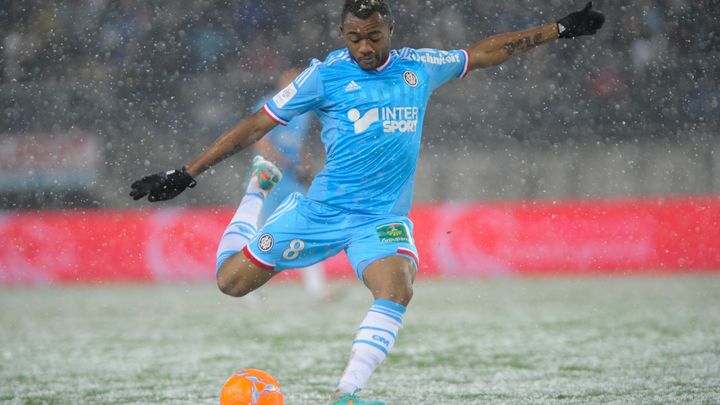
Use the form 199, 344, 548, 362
1, 196, 718, 284
408, 196, 720, 276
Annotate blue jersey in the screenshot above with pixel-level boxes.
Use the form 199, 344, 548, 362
254, 96, 311, 171
262, 47, 469, 216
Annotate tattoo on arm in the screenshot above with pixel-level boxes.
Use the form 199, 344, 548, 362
504, 33, 544, 56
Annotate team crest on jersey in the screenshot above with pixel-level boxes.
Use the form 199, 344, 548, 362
258, 233, 274, 252
403, 71, 418, 88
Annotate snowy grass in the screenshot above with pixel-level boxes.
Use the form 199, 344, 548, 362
1, 276, 719, 404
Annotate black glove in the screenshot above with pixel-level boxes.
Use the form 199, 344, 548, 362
557, 2, 605, 38
130, 167, 197, 202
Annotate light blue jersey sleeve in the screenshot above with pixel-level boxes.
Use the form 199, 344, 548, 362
410, 48, 470, 92
262, 60, 325, 125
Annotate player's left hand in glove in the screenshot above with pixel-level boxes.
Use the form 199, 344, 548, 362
130, 167, 197, 202
557, 2, 605, 38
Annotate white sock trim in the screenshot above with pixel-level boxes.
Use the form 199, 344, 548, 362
336, 300, 406, 394
215, 187, 264, 269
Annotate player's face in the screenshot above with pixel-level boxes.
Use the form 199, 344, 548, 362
341, 12, 393, 71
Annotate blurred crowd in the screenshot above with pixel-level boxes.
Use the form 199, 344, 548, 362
2, 0, 718, 139
0, 0, 718, 207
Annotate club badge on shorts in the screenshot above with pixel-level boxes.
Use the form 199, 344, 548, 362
258, 233, 274, 252
403, 71, 418, 88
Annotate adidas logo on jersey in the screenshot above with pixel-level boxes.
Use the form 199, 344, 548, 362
345, 81, 362, 92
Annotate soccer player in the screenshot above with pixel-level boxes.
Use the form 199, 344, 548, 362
130, 1, 604, 403
253, 68, 333, 302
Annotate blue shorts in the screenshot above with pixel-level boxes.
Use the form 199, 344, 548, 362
243, 193, 419, 282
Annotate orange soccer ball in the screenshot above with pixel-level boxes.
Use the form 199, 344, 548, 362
220, 369, 284, 405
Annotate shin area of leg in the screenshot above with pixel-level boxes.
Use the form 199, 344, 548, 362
335, 255, 416, 395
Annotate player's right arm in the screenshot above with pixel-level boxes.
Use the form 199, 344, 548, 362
185, 111, 278, 178
129, 110, 277, 202
130, 59, 325, 202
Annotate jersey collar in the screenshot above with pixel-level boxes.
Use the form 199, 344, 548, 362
375, 51, 392, 72
347, 49, 394, 72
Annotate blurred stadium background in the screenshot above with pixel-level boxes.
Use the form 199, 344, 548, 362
1, 0, 719, 403
1, 0, 718, 208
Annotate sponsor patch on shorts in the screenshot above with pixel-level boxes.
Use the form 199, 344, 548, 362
375, 223, 411, 244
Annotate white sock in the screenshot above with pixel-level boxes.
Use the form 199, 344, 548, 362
336, 299, 406, 394
215, 177, 266, 271
302, 262, 327, 299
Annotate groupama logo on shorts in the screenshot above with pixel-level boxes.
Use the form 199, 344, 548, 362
348, 106, 419, 134
375, 222, 411, 244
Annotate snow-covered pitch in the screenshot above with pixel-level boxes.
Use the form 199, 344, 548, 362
1, 277, 719, 404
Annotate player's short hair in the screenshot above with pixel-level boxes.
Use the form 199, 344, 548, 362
341, 0, 392, 24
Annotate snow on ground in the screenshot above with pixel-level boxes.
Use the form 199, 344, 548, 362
1, 277, 719, 404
